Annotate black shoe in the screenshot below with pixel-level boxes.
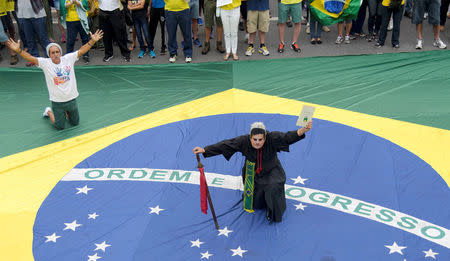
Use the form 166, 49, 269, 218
160, 46, 167, 55
123, 56, 131, 62
82, 56, 90, 64
392, 44, 400, 48
103, 55, 113, 62
286, 20, 293, 27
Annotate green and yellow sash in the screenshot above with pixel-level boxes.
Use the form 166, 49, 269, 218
243, 160, 256, 213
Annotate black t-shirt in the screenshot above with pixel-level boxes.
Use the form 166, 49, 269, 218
128, 0, 147, 18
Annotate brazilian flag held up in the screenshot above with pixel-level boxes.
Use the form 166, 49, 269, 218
310, 0, 362, 26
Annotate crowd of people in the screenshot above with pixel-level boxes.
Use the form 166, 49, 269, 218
0, 0, 449, 65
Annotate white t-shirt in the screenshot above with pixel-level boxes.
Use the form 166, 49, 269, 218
37, 52, 80, 103
17, 0, 47, 19
99, 0, 120, 11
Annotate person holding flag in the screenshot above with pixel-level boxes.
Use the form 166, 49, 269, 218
193, 121, 312, 223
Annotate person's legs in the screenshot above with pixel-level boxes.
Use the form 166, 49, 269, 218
149, 7, 159, 48
99, 10, 114, 58
247, 10, 257, 45
158, 9, 166, 50
229, 7, 240, 55
66, 21, 77, 53
290, 3, 302, 43
139, 16, 154, 52
65, 99, 80, 126
221, 8, 232, 54
277, 2, 288, 44
51, 102, 67, 130
178, 9, 193, 58
133, 17, 146, 52
77, 23, 90, 56
377, 6, 390, 45
257, 10, 269, 45
33, 17, 51, 55
109, 9, 131, 59
20, 18, 38, 56
440, 0, 450, 28
412, 0, 426, 40
166, 10, 178, 57
42, 0, 54, 41
263, 183, 286, 223
367, 0, 377, 34
391, 6, 403, 45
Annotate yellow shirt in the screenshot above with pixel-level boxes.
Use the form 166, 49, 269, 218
164, 0, 189, 12
281, 0, 302, 4
382, 0, 405, 7
66, 0, 80, 21
221, 0, 241, 10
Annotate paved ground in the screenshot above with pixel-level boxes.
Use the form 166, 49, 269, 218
0, 5, 449, 67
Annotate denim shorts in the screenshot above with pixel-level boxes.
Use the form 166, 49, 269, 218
412, 0, 440, 25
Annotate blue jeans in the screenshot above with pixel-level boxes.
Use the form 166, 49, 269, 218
166, 9, 192, 57
367, 0, 382, 34
18, 17, 50, 57
309, 17, 322, 39
66, 21, 89, 57
133, 14, 154, 52
378, 5, 404, 45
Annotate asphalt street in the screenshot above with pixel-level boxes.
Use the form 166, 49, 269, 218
0, 5, 448, 67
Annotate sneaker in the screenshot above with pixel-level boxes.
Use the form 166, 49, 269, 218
10, 54, 19, 65
160, 46, 167, 55
82, 56, 90, 63
202, 42, 210, 54
185, 56, 192, 63
245, 45, 255, 56
43, 107, 51, 117
103, 55, 113, 62
374, 42, 383, 48
123, 56, 131, 62
306, 23, 310, 34
193, 38, 202, 47
367, 33, 375, 42
198, 17, 203, 26
258, 45, 270, 56
216, 41, 225, 53
392, 44, 400, 48
138, 50, 146, 58
278, 42, 285, 53
415, 39, 423, 49
169, 55, 177, 63
344, 35, 350, 44
335, 35, 343, 44
433, 38, 447, 49
149, 50, 156, 58
322, 26, 330, 32
291, 42, 301, 52
387, 19, 393, 31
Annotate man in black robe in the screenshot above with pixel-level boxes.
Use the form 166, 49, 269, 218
193, 121, 313, 222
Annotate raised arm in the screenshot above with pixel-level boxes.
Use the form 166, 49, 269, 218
6, 38, 38, 65
77, 29, 104, 58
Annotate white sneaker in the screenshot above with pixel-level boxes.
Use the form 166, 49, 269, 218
322, 26, 330, 32
415, 39, 423, 49
43, 107, 51, 117
245, 45, 255, 56
169, 55, 177, 63
344, 35, 350, 44
185, 56, 192, 63
388, 19, 393, 31
433, 38, 447, 49
335, 35, 343, 44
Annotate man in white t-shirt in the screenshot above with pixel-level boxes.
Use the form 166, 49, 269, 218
6, 30, 104, 130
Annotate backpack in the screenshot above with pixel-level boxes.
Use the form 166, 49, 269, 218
389, 0, 402, 10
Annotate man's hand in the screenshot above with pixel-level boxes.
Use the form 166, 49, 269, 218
89, 30, 104, 42
193, 147, 205, 154
6, 38, 21, 53
297, 121, 313, 136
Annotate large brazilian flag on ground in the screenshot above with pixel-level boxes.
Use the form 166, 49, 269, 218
310, 0, 362, 26
0, 51, 449, 261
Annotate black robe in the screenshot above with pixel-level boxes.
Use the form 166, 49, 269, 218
203, 130, 305, 222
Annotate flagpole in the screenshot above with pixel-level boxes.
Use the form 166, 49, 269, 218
196, 154, 219, 230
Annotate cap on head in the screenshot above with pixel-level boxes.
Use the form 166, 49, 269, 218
250, 122, 266, 137
46, 43, 63, 57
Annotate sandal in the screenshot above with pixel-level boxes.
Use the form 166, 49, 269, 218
224, 53, 230, 61
317, 39, 322, 44
232, 53, 239, 60
311, 39, 317, 45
